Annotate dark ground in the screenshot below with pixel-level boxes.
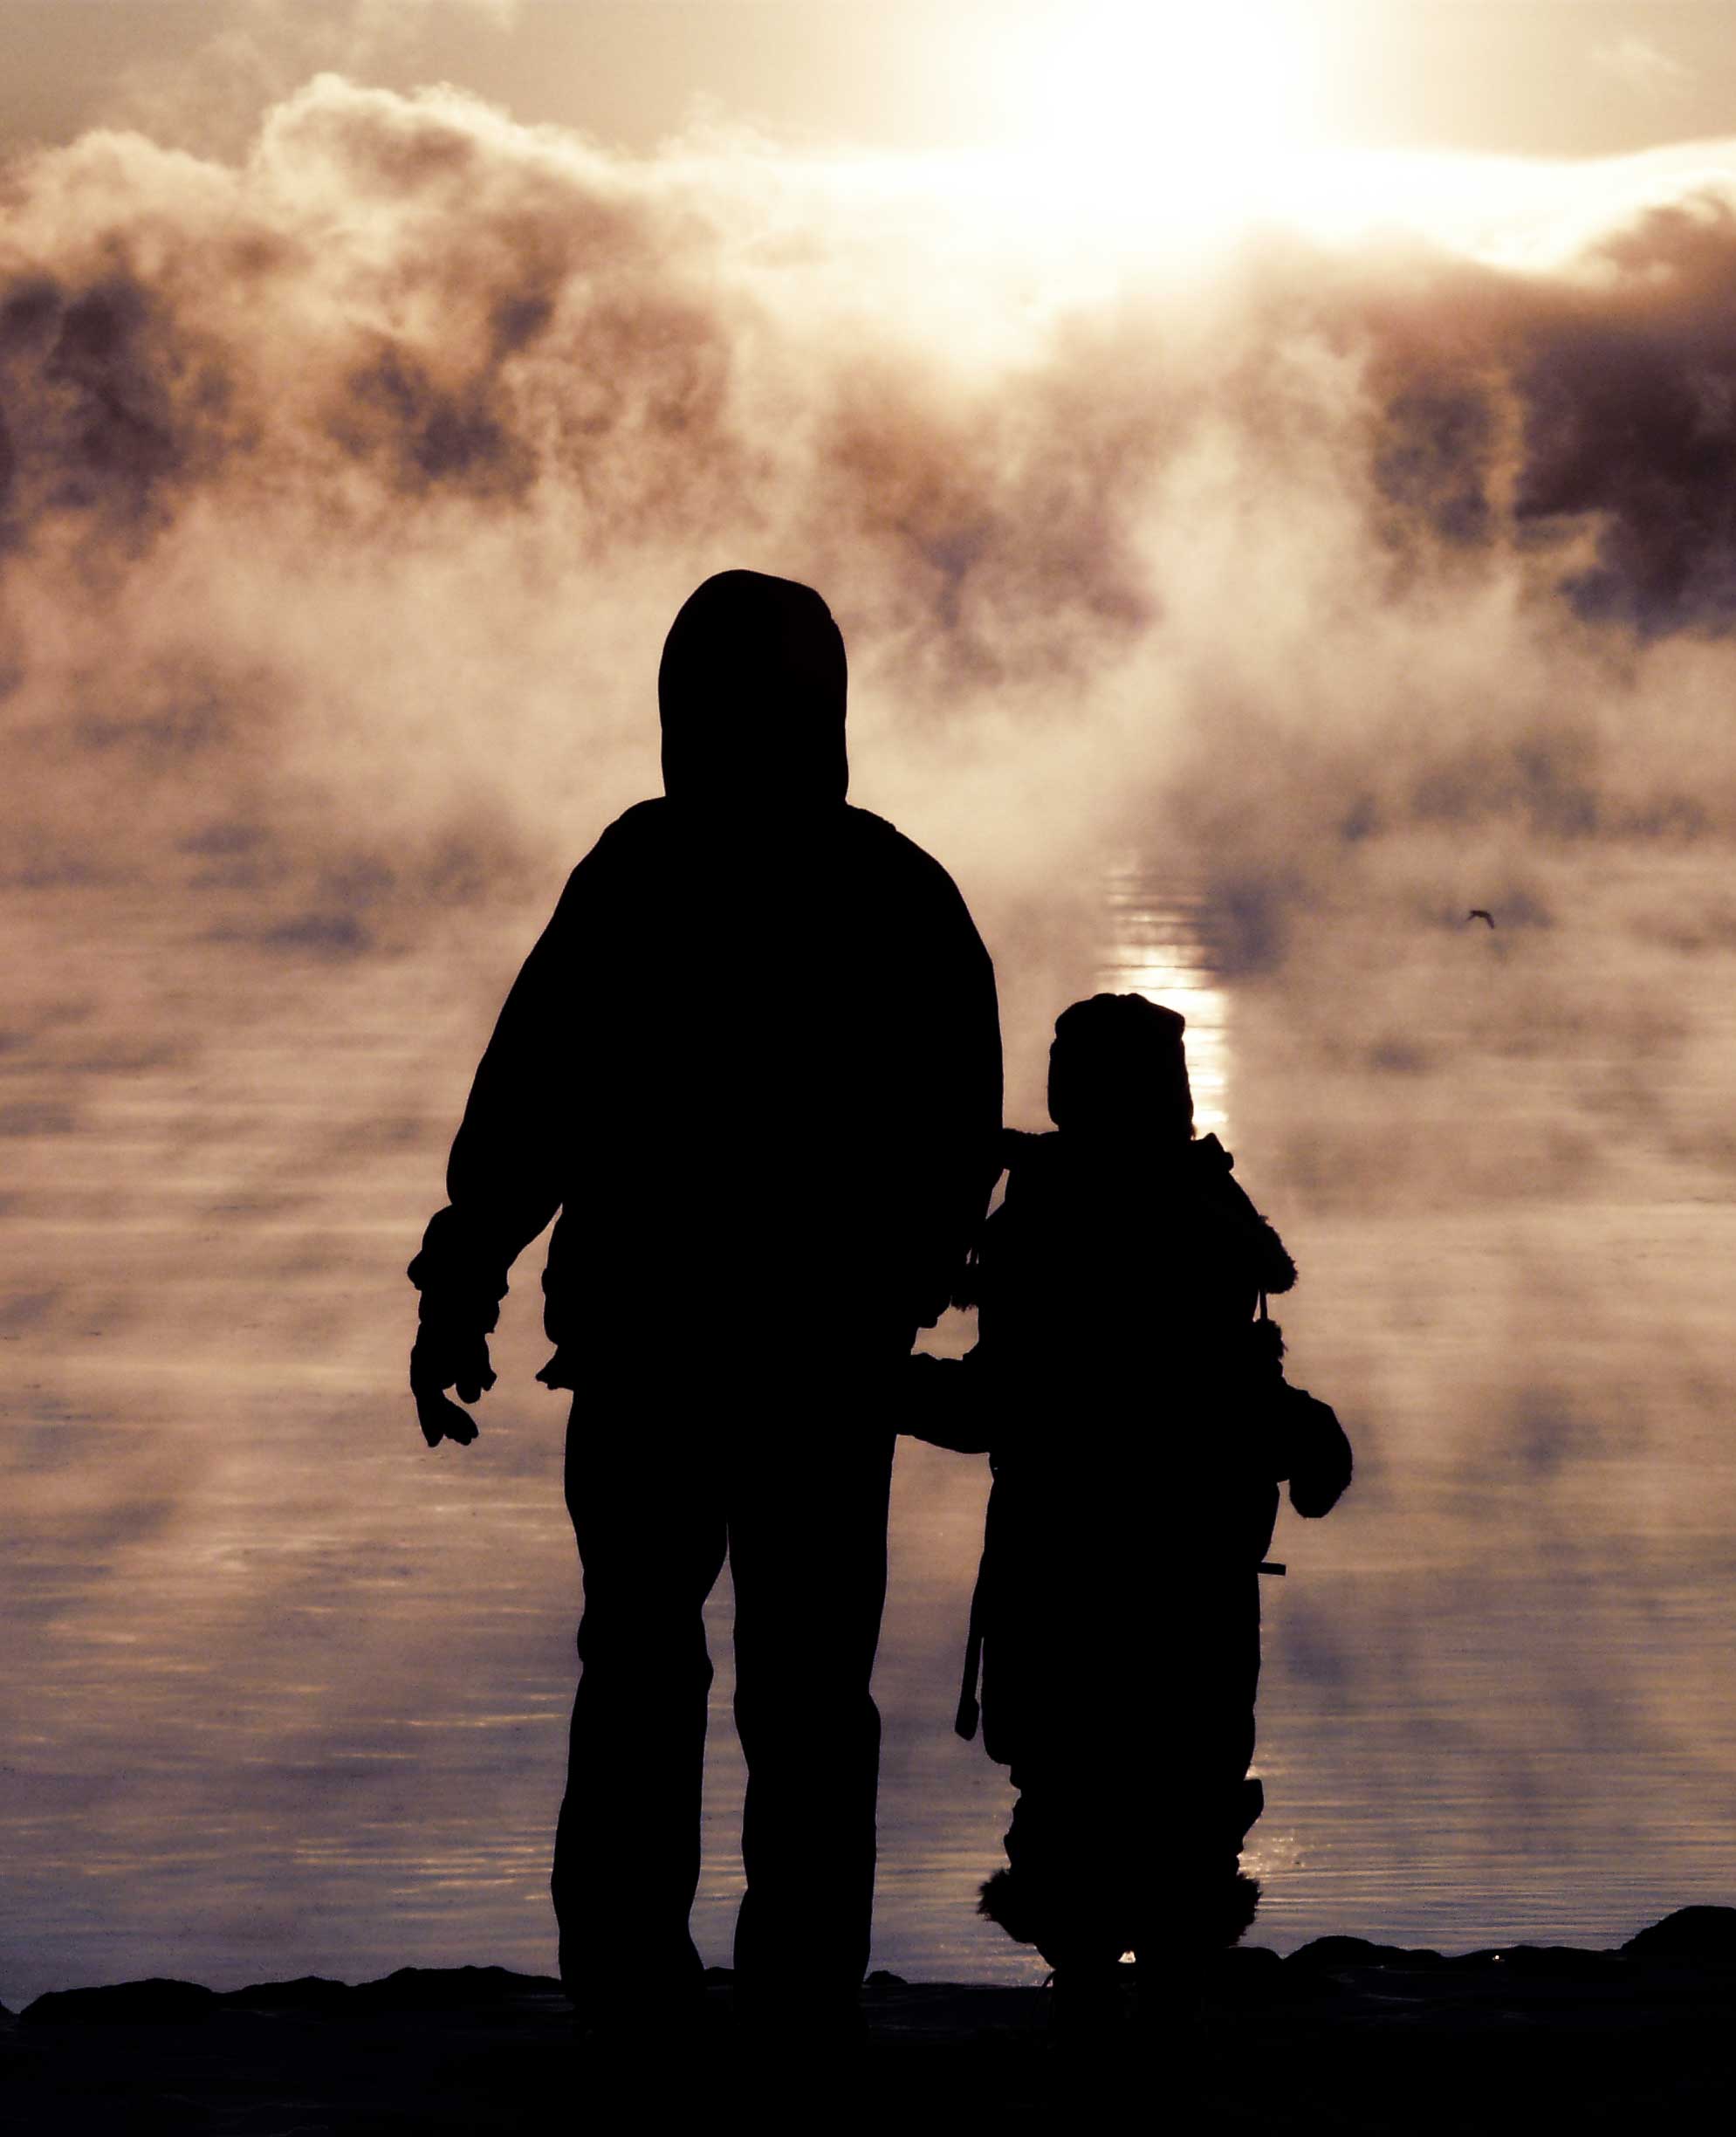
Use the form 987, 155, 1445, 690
6, 1909, 1736, 2134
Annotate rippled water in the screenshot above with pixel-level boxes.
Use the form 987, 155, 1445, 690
1095, 862, 1230, 1138
4, 867, 1736, 2006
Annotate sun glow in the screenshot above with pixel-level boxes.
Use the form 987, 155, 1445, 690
995, 0, 1329, 207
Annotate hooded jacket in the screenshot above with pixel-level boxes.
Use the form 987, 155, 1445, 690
409, 571, 1004, 1368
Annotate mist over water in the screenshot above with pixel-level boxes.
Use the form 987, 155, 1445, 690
9, 66, 1736, 2001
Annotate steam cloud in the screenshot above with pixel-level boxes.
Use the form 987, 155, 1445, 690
9, 72, 1736, 1988
8, 86, 1736, 907
11, 77, 1736, 1192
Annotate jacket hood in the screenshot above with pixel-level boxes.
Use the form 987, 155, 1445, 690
658, 569, 849, 806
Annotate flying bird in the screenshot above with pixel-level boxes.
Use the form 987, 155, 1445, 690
1466, 909, 1495, 927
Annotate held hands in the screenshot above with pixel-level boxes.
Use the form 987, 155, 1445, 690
409, 1327, 497, 1448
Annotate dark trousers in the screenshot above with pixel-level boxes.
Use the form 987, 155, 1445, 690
988, 1540, 1266, 1968
551, 1391, 896, 2009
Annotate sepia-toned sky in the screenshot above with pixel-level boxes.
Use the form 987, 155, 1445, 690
10, 2, 1736, 162
8, 0, 1736, 2001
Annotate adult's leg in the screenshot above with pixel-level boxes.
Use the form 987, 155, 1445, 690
552, 1411, 728, 2010
728, 1417, 895, 2002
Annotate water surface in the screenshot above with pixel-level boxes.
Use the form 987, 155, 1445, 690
4, 868, 1736, 2004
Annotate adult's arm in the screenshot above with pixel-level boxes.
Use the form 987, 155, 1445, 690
898, 848, 1003, 1328
406, 831, 618, 1437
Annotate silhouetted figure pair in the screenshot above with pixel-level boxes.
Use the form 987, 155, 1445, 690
909, 993, 1352, 2015
408, 571, 1003, 2034
408, 572, 1349, 2047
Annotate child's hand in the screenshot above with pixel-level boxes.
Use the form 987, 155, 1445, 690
1283, 1389, 1353, 1516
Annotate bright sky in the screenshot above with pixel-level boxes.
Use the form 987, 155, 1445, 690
3, 0, 1736, 166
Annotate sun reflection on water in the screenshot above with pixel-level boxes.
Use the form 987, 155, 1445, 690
1093, 862, 1231, 1141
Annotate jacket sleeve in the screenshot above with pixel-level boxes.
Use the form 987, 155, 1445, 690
406, 847, 605, 1337
902, 857, 1004, 1326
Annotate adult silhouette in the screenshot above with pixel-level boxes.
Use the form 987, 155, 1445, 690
407, 571, 1002, 2036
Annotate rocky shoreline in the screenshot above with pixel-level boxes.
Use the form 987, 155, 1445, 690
5, 1907, 1734, 2130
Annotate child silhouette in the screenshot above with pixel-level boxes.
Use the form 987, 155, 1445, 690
911, 993, 1351, 2021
